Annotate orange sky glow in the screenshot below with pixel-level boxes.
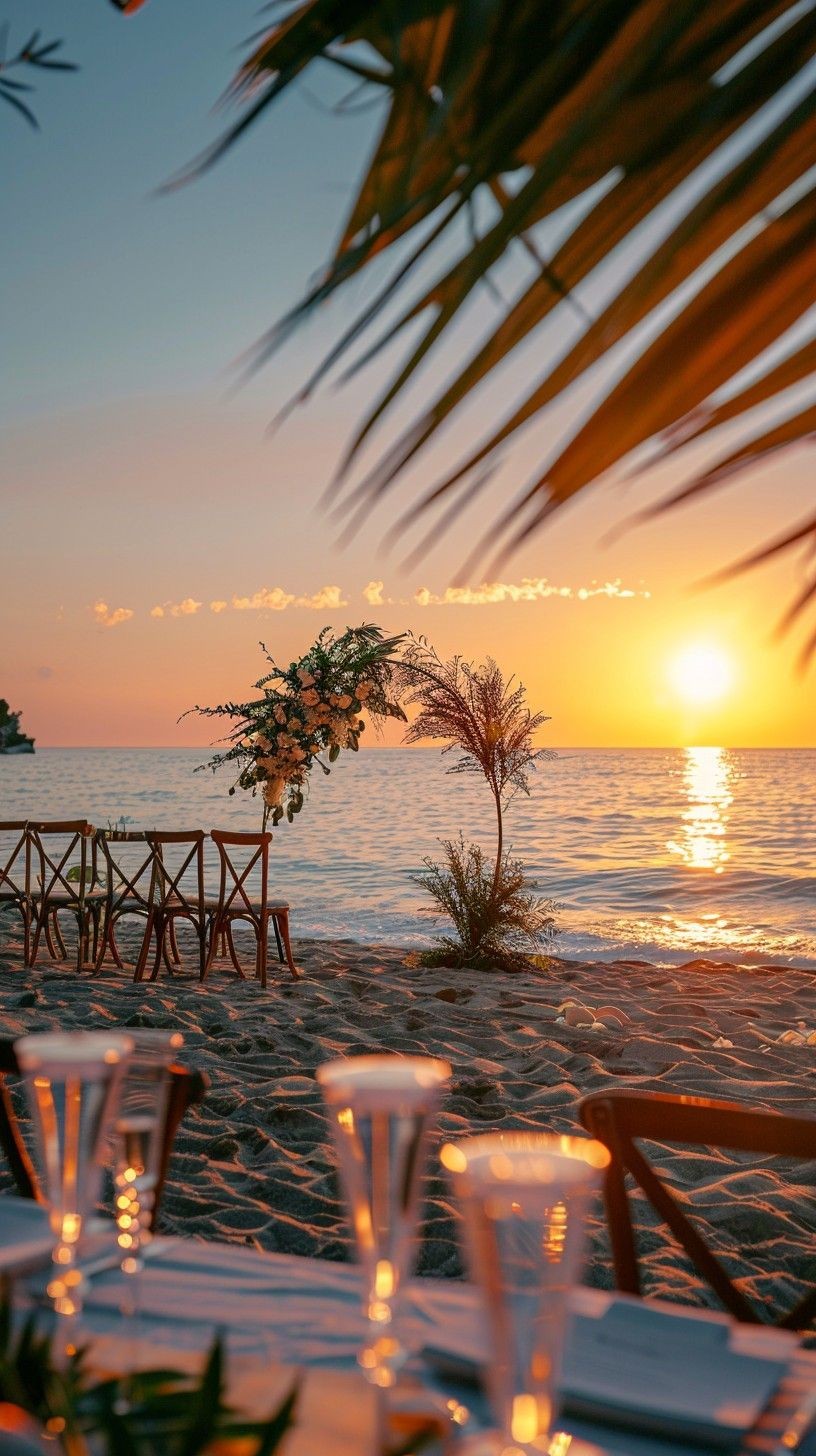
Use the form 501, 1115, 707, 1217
2, 2, 814, 751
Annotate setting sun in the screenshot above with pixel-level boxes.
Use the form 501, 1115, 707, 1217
668, 644, 734, 705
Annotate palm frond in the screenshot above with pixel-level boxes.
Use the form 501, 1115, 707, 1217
185, 0, 816, 648
0, 28, 77, 126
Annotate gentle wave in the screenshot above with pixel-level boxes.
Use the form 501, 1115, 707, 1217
1, 746, 814, 967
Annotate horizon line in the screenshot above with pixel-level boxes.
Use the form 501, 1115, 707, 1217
21, 743, 816, 753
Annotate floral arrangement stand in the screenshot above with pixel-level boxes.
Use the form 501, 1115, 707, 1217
191, 625, 406, 828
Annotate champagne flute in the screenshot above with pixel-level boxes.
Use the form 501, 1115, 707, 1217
15, 1031, 132, 1334
110, 1028, 183, 1283
317, 1054, 451, 1389
441, 1132, 609, 1456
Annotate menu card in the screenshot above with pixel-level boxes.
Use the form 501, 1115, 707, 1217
560, 1294, 793, 1449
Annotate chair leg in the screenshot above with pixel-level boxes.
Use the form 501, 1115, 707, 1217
159, 918, 179, 977
77, 911, 90, 973
272, 917, 284, 962
91, 907, 101, 963
108, 921, 125, 971
133, 912, 156, 983
225, 922, 244, 977
275, 911, 299, 980
257, 918, 268, 990
29, 907, 44, 966
202, 914, 219, 981
45, 909, 66, 960
198, 920, 207, 980
22, 903, 32, 967
150, 921, 167, 982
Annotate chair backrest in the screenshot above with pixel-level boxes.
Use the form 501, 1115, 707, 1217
579, 1089, 816, 1330
146, 831, 205, 920
0, 821, 31, 902
210, 830, 272, 920
29, 820, 97, 905
97, 829, 159, 919
0, 1037, 207, 1230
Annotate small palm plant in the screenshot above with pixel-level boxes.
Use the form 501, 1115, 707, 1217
398, 640, 557, 970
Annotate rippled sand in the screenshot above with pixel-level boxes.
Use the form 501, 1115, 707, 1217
2, 927, 815, 1316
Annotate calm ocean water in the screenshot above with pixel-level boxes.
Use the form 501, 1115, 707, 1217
1, 747, 814, 968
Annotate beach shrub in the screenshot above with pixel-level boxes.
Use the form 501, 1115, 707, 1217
419, 836, 558, 971
397, 640, 558, 970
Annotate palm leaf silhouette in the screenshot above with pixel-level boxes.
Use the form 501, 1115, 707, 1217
168, 0, 816, 647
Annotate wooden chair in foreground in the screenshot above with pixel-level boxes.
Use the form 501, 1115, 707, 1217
579, 1089, 816, 1331
0, 821, 33, 966
0, 1038, 207, 1231
204, 829, 299, 986
28, 821, 105, 972
134, 830, 207, 983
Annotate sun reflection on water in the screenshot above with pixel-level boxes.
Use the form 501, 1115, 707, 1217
667, 746, 733, 874
657, 746, 742, 954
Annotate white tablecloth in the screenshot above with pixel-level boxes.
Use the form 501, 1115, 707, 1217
6, 1199, 816, 1456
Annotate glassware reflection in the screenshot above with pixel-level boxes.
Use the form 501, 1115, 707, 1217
317, 1053, 451, 1388
112, 1029, 183, 1282
443, 1133, 608, 1456
15, 1031, 132, 1326
667, 746, 733, 874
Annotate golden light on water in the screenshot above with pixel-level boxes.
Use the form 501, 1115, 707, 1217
668, 644, 733, 705
667, 746, 733, 874
655, 745, 744, 957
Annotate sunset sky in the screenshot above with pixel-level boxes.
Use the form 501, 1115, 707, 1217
3, 0, 814, 749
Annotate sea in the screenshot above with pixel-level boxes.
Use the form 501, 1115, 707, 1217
1, 746, 814, 968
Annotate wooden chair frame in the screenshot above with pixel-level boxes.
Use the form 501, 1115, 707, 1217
28, 821, 104, 973
0, 821, 33, 966
134, 831, 206, 983
579, 1089, 816, 1331
204, 829, 299, 987
0, 1038, 207, 1230
94, 829, 159, 974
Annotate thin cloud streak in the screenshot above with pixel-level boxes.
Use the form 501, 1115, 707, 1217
414, 578, 652, 605
151, 597, 203, 619
90, 578, 648, 627
365, 577, 651, 607
213, 585, 349, 613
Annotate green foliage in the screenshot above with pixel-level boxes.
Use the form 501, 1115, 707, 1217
416, 836, 558, 971
188, 623, 406, 826
398, 638, 558, 968
176, 1, 816, 656
0, 699, 34, 752
0, 1289, 298, 1455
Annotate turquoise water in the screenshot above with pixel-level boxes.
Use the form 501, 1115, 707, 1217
1, 746, 814, 967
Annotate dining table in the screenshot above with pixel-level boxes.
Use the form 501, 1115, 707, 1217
4, 1195, 816, 1456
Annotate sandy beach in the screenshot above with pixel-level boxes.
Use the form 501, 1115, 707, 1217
1, 928, 815, 1316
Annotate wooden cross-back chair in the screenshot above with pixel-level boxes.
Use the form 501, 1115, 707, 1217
0, 1038, 207, 1230
0, 821, 33, 966
94, 829, 160, 974
579, 1089, 816, 1331
28, 821, 105, 973
204, 829, 298, 987
134, 830, 206, 983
